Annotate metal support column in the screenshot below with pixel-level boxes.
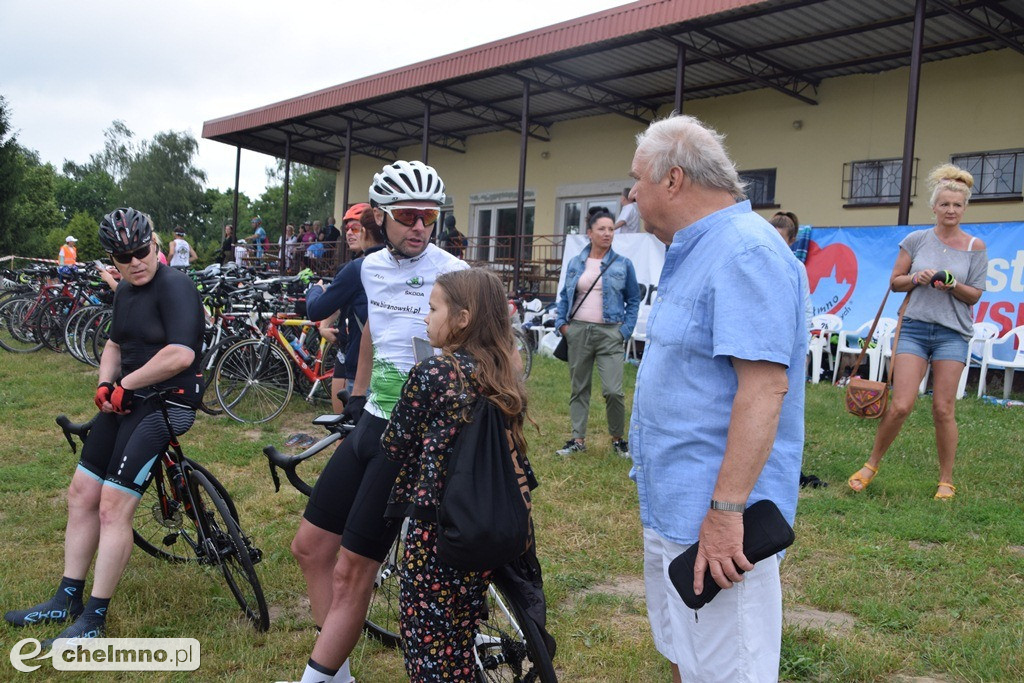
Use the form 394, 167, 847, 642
341, 120, 353, 263
514, 81, 530, 294
421, 102, 431, 164
674, 44, 686, 114
281, 135, 291, 273
231, 146, 241, 242
898, 0, 926, 226
342, 120, 352, 210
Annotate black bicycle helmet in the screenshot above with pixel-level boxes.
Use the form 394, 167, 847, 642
99, 207, 153, 254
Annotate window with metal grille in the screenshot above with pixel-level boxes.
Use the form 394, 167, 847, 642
951, 150, 1024, 199
842, 158, 916, 205
738, 169, 776, 208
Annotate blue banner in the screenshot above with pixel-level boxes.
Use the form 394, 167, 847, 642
806, 222, 1024, 336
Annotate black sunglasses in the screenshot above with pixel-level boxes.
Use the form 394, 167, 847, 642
111, 244, 152, 264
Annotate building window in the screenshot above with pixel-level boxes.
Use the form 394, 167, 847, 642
472, 202, 535, 261
739, 169, 777, 207
842, 158, 917, 205
557, 195, 619, 235
951, 150, 1024, 200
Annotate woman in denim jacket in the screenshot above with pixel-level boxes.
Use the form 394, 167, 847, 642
554, 210, 640, 457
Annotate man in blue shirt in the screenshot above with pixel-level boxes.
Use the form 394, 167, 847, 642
248, 217, 267, 258
628, 115, 807, 682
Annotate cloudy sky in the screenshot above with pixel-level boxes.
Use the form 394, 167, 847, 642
1, 0, 630, 199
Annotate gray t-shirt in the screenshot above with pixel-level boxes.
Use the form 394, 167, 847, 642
899, 228, 987, 339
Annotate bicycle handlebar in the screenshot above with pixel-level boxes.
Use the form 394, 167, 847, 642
262, 417, 354, 496
56, 414, 97, 455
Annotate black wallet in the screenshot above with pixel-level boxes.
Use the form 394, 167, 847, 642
668, 499, 795, 610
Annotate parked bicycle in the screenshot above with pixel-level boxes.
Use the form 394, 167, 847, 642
263, 412, 556, 682
57, 390, 269, 632
213, 311, 337, 424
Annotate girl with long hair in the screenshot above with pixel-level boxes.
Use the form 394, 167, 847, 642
381, 268, 533, 682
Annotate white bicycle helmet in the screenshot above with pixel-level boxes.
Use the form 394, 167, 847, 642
368, 160, 446, 207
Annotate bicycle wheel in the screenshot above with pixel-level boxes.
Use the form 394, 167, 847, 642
63, 305, 98, 364
33, 296, 75, 352
0, 296, 44, 353
363, 532, 403, 649
198, 335, 244, 415
133, 459, 239, 562
475, 577, 557, 683
90, 308, 113, 364
308, 339, 338, 406
189, 470, 269, 631
514, 329, 533, 381
214, 338, 294, 424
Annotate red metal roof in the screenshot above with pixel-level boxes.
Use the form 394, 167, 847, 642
202, 0, 763, 138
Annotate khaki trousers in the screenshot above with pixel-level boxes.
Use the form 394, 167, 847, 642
566, 320, 625, 440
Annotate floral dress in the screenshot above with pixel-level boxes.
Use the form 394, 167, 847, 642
382, 350, 491, 683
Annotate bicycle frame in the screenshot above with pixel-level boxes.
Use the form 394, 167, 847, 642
265, 315, 334, 399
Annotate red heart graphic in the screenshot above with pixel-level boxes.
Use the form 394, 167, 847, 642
805, 240, 858, 314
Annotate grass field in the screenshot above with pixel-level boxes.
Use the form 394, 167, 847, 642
1, 350, 1022, 682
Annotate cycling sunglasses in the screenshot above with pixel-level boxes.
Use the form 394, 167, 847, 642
380, 206, 440, 228
110, 244, 152, 264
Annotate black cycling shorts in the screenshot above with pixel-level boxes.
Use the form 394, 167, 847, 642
303, 414, 402, 562
78, 402, 195, 497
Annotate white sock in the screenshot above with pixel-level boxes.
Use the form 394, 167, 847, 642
331, 659, 353, 683
299, 659, 336, 683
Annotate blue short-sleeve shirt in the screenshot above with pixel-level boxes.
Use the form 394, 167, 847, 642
629, 201, 807, 545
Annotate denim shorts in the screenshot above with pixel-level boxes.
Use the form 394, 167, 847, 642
895, 318, 968, 363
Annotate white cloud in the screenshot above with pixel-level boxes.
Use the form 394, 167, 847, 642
2, 0, 629, 199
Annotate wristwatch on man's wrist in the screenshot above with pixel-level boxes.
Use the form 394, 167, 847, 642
710, 499, 745, 513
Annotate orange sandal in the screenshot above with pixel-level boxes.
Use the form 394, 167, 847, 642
847, 462, 878, 492
934, 482, 956, 500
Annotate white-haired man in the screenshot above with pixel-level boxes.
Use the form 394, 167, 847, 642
628, 115, 806, 682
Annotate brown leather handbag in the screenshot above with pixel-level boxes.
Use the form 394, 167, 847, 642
843, 288, 910, 419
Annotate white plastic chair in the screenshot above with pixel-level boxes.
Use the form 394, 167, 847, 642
833, 317, 898, 384
626, 307, 650, 361
807, 314, 842, 384
957, 322, 1000, 399
977, 325, 1024, 399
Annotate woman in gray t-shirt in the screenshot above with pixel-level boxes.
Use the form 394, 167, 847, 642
848, 164, 987, 501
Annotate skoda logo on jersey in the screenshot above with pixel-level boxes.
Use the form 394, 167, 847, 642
406, 276, 424, 288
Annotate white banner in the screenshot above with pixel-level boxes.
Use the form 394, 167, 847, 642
557, 234, 666, 320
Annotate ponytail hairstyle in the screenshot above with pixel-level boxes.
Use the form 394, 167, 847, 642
433, 269, 531, 454
928, 163, 974, 206
359, 202, 386, 245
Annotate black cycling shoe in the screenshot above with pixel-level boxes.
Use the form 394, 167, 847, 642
4, 598, 83, 627
42, 616, 105, 649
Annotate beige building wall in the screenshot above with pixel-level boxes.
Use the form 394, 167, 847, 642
337, 49, 1023, 232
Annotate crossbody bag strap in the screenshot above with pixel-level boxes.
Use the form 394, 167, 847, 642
849, 287, 911, 381
566, 253, 618, 322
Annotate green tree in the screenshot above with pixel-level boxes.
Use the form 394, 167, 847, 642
89, 120, 136, 183
9, 149, 63, 258
0, 95, 25, 256
254, 162, 336, 240
121, 131, 207, 239
45, 211, 105, 263
55, 161, 119, 222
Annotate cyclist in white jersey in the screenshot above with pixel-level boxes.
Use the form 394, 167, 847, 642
292, 161, 467, 683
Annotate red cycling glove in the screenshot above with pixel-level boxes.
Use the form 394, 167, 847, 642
110, 383, 134, 412
95, 382, 114, 410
